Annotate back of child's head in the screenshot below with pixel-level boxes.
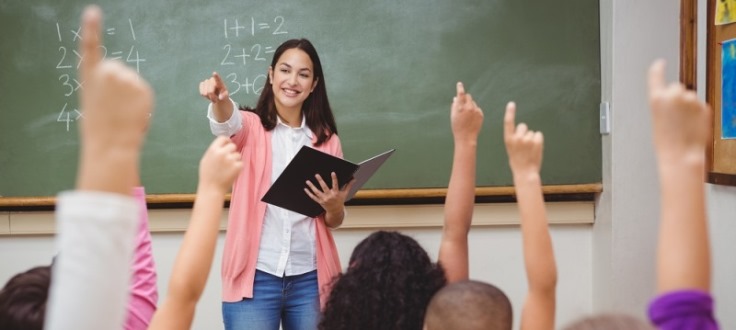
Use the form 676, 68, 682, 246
562, 314, 653, 330
424, 279, 512, 330
0, 265, 51, 330
319, 230, 446, 330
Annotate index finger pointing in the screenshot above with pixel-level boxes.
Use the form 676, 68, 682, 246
647, 59, 666, 96
504, 102, 516, 138
80, 5, 103, 84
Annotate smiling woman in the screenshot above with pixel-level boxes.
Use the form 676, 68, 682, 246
197, 38, 346, 330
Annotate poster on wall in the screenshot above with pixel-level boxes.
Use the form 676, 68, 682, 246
716, 0, 736, 25
722, 38, 736, 139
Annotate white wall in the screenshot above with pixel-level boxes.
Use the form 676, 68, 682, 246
592, 0, 674, 318
707, 185, 736, 329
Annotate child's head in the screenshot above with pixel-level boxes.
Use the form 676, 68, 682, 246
0, 265, 51, 330
319, 231, 446, 330
424, 280, 512, 330
252, 38, 337, 145
562, 314, 653, 330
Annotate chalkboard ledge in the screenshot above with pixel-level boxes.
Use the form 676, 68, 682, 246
0, 183, 601, 211
0, 201, 594, 235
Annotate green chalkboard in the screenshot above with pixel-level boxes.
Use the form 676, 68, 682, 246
0, 0, 601, 198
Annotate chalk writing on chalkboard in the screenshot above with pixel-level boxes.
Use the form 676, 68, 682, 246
219, 16, 289, 97
53, 19, 145, 131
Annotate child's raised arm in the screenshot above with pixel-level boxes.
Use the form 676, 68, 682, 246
646, 60, 718, 330
45, 5, 154, 330
74, 7, 153, 196
438, 82, 483, 283
647, 60, 711, 294
504, 102, 556, 330
148, 136, 242, 330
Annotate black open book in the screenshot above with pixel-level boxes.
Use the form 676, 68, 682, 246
261, 146, 395, 217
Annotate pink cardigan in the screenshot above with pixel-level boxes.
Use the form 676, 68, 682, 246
221, 111, 342, 308
126, 187, 158, 330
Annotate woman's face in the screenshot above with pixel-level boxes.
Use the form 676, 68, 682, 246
268, 48, 318, 114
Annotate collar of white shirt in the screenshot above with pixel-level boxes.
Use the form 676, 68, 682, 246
275, 114, 314, 140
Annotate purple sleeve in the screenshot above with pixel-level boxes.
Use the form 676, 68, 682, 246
124, 187, 158, 330
648, 289, 718, 330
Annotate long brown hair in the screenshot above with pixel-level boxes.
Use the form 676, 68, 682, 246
241, 38, 338, 146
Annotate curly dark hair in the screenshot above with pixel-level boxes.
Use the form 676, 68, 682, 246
319, 231, 447, 330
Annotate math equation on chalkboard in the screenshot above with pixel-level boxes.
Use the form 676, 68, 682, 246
218, 16, 289, 97
53, 19, 146, 132
48, 15, 290, 132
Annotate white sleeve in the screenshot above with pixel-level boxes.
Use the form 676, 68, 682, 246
207, 98, 243, 137
45, 191, 138, 330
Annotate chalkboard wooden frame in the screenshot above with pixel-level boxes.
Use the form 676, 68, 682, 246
0, 0, 602, 210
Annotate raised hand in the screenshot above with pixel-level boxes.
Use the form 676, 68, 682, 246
648, 60, 712, 295
76, 5, 154, 194
503, 102, 544, 176
503, 101, 556, 330
198, 136, 243, 194
45, 6, 156, 330
79, 6, 153, 149
647, 59, 711, 163
451, 82, 484, 143
438, 82, 482, 283
148, 135, 243, 330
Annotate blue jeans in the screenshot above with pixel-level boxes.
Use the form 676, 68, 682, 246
222, 269, 320, 330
